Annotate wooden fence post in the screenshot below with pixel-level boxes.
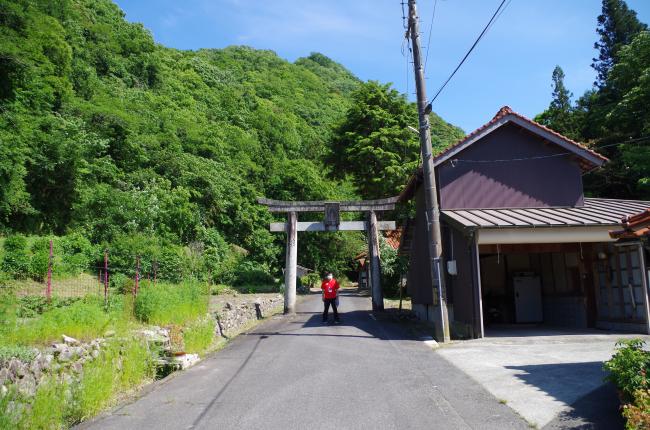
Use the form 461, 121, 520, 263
46, 240, 53, 302
134, 256, 140, 296
104, 250, 109, 304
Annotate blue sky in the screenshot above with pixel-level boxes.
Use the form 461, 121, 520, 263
114, 0, 650, 133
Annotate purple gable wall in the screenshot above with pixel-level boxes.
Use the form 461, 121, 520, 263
437, 123, 584, 209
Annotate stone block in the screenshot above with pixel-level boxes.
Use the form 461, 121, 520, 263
62, 335, 80, 346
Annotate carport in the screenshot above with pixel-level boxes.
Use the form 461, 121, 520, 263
442, 197, 650, 337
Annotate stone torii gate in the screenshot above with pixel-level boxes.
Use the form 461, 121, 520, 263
258, 197, 398, 313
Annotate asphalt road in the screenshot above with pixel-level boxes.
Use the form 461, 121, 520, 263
81, 290, 528, 430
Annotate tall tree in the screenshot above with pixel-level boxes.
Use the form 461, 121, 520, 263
535, 66, 579, 139
592, 0, 647, 87
329, 81, 463, 199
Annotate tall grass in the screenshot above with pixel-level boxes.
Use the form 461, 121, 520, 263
0, 297, 112, 346
21, 376, 67, 430
2, 337, 155, 429
183, 317, 215, 354
134, 281, 208, 326
77, 337, 155, 421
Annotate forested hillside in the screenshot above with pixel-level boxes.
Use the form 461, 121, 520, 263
0, 0, 463, 279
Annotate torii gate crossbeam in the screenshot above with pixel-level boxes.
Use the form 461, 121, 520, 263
258, 197, 398, 313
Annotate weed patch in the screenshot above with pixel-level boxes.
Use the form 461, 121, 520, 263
134, 281, 208, 326
2, 297, 112, 346
183, 317, 215, 354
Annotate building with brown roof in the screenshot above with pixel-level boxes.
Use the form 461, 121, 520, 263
400, 106, 650, 339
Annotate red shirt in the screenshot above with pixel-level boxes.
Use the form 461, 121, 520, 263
321, 279, 340, 299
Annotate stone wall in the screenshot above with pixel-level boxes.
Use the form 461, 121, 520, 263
214, 294, 284, 337
0, 335, 106, 398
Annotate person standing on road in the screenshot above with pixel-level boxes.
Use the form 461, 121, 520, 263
321, 272, 340, 324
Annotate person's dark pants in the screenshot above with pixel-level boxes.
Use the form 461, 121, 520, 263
323, 298, 339, 322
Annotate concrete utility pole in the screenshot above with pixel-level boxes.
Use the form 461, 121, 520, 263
407, 0, 450, 342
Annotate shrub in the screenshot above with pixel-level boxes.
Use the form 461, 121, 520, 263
108, 272, 133, 294
604, 339, 650, 401
134, 281, 208, 326
59, 232, 94, 275
300, 273, 321, 289
1, 235, 30, 279
604, 339, 650, 429
210, 284, 234, 295
234, 260, 274, 286
106, 233, 161, 277
16, 296, 80, 318
183, 317, 215, 354
157, 245, 186, 283
379, 236, 409, 298
623, 388, 650, 430
28, 237, 51, 282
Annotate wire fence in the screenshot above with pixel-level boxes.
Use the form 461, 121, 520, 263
5, 240, 166, 303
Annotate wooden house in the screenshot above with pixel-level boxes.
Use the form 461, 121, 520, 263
399, 106, 650, 338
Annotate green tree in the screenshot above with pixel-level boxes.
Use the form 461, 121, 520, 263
535, 66, 579, 139
592, 0, 647, 87
330, 81, 463, 199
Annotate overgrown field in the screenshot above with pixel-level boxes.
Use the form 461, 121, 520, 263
0, 272, 279, 428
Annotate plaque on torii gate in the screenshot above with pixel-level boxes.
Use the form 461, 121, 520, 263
258, 197, 398, 313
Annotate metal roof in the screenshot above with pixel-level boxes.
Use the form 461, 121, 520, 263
443, 198, 650, 229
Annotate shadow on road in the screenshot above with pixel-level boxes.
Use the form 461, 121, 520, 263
246, 290, 423, 343
504, 362, 624, 430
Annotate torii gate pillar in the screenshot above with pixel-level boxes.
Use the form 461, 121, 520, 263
368, 211, 383, 310
284, 211, 298, 314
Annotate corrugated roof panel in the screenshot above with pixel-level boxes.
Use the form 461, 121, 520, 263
578, 204, 628, 220
455, 211, 495, 227
508, 209, 558, 225
526, 208, 577, 225
589, 198, 650, 214
441, 198, 650, 229
497, 209, 538, 225
466, 210, 514, 226
484, 210, 530, 226
569, 207, 619, 224
543, 208, 602, 224
484, 209, 528, 225
444, 211, 478, 227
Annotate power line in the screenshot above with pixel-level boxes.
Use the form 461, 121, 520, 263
593, 135, 650, 149
452, 152, 571, 164
427, 0, 509, 107
449, 135, 650, 165
423, 0, 438, 73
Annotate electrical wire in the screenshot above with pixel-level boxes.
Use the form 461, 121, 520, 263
427, 0, 509, 106
452, 152, 571, 164
449, 135, 650, 164
423, 0, 438, 74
